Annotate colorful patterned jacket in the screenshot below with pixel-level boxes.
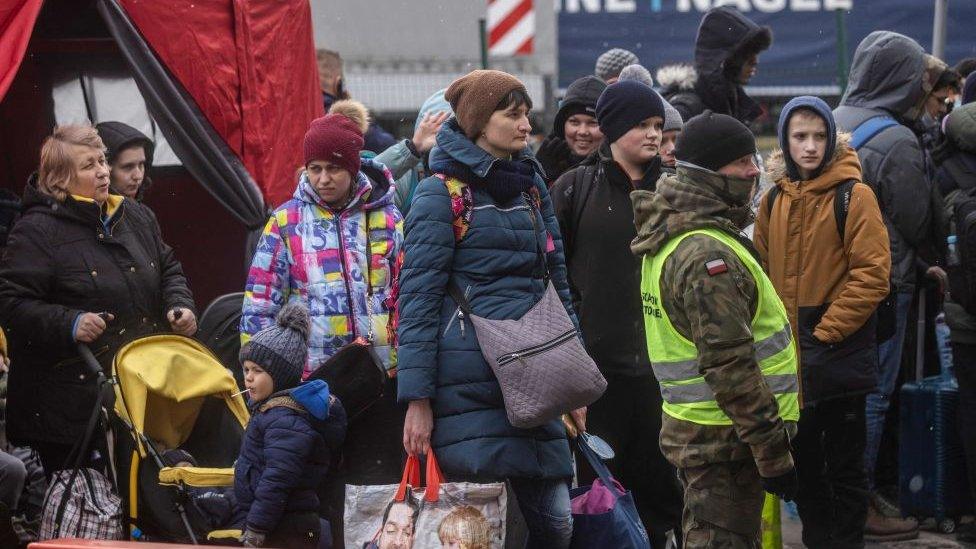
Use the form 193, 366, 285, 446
241, 158, 404, 377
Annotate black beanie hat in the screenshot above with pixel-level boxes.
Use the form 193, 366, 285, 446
595, 81, 665, 143
674, 110, 756, 171
553, 76, 606, 139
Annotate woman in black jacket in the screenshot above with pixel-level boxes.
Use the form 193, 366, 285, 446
0, 125, 196, 475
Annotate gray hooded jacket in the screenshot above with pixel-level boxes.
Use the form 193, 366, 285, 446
834, 31, 930, 292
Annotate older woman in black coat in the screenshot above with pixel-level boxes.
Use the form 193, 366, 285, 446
0, 125, 196, 475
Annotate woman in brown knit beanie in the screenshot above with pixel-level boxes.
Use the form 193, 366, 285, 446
396, 69, 580, 548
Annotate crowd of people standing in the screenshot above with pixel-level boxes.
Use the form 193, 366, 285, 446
0, 5, 974, 549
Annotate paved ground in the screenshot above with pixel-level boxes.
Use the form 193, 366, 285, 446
780, 501, 974, 548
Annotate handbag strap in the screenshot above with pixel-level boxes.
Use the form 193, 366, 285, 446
446, 194, 551, 314
522, 193, 551, 286
447, 281, 473, 316
362, 211, 375, 342
575, 436, 624, 499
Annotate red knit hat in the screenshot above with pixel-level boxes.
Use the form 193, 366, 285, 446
303, 114, 364, 176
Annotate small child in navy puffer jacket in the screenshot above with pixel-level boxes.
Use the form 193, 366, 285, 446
234, 303, 347, 548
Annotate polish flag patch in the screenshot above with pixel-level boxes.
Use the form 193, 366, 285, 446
705, 258, 728, 276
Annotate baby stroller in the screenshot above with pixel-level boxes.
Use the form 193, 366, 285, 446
110, 334, 248, 544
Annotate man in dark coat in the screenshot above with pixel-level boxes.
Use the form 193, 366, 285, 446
663, 7, 771, 126
551, 81, 683, 546
833, 32, 932, 539
317, 49, 396, 154
0, 126, 196, 474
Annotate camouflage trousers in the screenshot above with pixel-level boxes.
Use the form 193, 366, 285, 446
677, 459, 765, 548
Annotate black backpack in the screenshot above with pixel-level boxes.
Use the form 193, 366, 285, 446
945, 184, 976, 315
765, 180, 897, 341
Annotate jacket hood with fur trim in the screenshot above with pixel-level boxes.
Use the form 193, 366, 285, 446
656, 64, 697, 94
766, 132, 858, 190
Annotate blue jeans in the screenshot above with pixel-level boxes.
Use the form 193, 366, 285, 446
510, 478, 573, 549
864, 291, 914, 489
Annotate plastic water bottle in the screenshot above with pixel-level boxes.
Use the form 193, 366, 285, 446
935, 312, 956, 382
947, 235, 961, 267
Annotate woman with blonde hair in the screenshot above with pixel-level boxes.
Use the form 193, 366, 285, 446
0, 124, 195, 476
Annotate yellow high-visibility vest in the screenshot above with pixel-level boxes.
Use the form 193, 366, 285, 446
640, 228, 800, 425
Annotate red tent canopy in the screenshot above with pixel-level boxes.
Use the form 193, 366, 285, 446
0, 0, 43, 102
118, 0, 323, 208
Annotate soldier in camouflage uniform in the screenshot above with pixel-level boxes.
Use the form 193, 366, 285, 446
631, 111, 799, 548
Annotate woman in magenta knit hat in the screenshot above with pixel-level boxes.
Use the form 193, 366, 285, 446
240, 100, 405, 537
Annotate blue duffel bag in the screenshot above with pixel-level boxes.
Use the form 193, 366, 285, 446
569, 436, 652, 548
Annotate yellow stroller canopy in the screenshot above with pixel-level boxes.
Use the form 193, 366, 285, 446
113, 334, 248, 456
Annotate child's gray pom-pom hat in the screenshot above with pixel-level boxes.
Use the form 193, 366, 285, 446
239, 303, 310, 392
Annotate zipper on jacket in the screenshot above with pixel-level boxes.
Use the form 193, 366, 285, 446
334, 212, 359, 339
496, 329, 577, 366
795, 185, 805, 402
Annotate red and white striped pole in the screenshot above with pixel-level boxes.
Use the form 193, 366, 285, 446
487, 0, 535, 56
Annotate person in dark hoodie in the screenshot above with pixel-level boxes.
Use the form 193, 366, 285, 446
661, 7, 771, 125
755, 96, 891, 548
832, 32, 933, 536
535, 76, 606, 184
932, 102, 976, 544
235, 303, 347, 548
0, 125, 196, 475
95, 121, 154, 201
550, 80, 682, 546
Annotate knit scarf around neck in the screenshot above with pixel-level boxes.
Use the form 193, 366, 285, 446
439, 157, 537, 203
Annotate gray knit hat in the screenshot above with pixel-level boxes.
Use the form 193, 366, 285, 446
239, 303, 310, 393
663, 100, 683, 132
595, 48, 640, 81
617, 64, 654, 87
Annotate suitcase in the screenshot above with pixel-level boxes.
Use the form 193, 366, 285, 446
897, 293, 975, 533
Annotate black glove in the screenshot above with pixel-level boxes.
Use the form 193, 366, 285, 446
535, 135, 574, 181
760, 466, 798, 502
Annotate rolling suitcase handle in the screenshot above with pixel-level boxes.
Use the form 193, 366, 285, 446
915, 291, 925, 383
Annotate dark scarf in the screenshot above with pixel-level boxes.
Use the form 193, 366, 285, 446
438, 157, 537, 203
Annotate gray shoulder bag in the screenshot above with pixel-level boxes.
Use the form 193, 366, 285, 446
447, 194, 606, 429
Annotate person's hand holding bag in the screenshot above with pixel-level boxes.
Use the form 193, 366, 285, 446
403, 398, 433, 456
